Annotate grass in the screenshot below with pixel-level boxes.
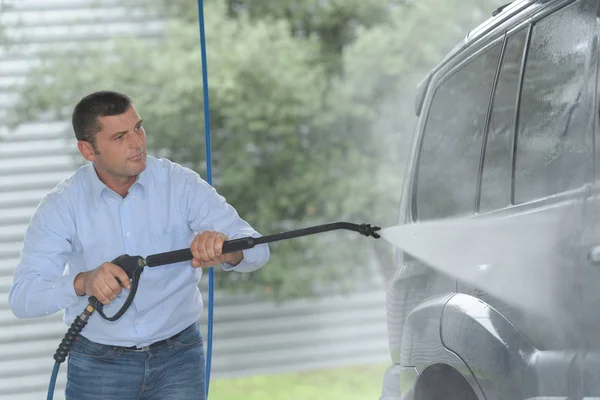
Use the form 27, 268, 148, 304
208, 363, 388, 400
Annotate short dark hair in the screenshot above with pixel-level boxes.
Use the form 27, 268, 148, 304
72, 91, 132, 148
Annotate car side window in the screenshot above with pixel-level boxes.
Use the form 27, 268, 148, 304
416, 43, 502, 221
514, 0, 596, 203
479, 29, 528, 213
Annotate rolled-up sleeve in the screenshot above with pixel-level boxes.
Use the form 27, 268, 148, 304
8, 197, 78, 318
181, 168, 270, 273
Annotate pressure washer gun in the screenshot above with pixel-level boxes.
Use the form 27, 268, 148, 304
52, 222, 381, 364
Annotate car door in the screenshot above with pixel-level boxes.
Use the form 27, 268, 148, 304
460, 0, 599, 350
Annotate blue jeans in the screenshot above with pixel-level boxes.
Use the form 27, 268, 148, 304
65, 322, 205, 400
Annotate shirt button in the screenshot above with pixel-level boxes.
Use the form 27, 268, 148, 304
135, 319, 140, 324
126, 232, 131, 238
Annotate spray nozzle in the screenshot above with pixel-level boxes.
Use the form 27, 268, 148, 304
357, 223, 381, 238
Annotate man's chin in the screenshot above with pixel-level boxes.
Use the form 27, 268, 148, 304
135, 160, 147, 174
127, 158, 147, 175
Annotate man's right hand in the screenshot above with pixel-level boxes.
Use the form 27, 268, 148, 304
74, 262, 131, 305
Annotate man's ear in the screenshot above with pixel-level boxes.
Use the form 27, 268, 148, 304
77, 141, 97, 162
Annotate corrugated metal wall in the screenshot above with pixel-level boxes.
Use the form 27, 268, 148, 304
0, 1, 389, 399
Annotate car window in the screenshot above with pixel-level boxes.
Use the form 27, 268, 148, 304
514, 0, 596, 203
479, 29, 528, 213
416, 43, 502, 221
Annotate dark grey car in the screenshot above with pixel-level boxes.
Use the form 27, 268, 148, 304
380, 0, 600, 399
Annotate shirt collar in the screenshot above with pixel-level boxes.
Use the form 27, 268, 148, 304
88, 161, 150, 206
133, 165, 149, 198
88, 164, 108, 206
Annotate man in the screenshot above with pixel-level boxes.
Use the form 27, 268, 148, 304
8, 90, 270, 399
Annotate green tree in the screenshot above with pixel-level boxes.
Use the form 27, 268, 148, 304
9, 1, 336, 300
156, 0, 396, 74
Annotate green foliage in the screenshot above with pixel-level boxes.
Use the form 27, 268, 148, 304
154, 0, 394, 73
8, 0, 505, 300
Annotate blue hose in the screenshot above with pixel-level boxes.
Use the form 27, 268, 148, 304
47, 362, 59, 400
196, 0, 214, 397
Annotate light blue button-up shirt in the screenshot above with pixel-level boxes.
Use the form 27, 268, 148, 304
9, 156, 270, 347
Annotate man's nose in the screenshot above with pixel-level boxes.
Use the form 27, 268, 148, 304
128, 131, 143, 148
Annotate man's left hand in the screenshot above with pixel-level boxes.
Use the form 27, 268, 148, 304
190, 231, 243, 268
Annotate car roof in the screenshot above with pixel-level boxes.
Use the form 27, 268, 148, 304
434, 0, 537, 73
415, 0, 569, 116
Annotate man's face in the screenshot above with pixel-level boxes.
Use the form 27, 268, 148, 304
80, 105, 147, 181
